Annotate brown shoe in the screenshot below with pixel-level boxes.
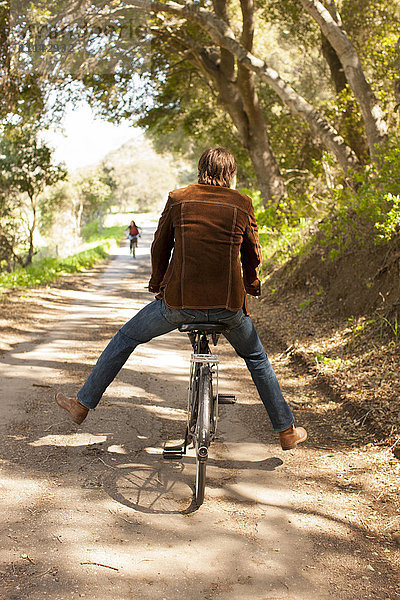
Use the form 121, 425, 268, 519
279, 425, 307, 450
55, 392, 89, 424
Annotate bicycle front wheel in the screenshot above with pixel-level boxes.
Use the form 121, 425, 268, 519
195, 365, 212, 506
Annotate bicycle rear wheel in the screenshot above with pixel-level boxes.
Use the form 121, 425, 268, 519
195, 365, 212, 506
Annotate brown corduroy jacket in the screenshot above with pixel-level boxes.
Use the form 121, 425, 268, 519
148, 183, 262, 313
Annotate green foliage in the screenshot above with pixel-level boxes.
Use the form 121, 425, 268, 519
0, 0, 46, 125
256, 212, 313, 271
375, 194, 400, 241
315, 354, 354, 370
377, 313, 399, 342
137, 60, 254, 187
2, 0, 399, 227
76, 168, 115, 224
249, 179, 323, 271
0, 125, 66, 199
0, 124, 67, 266
323, 86, 369, 163
81, 222, 126, 244
80, 220, 102, 242
340, 0, 400, 104
0, 244, 109, 290
258, 98, 323, 176
259, 0, 320, 47
255, 135, 400, 295
299, 299, 312, 311
317, 138, 400, 257
39, 165, 117, 240
259, 0, 399, 165
38, 180, 69, 235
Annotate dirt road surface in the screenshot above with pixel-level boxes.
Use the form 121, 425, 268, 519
0, 219, 399, 600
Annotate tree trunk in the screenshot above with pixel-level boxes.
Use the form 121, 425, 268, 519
218, 87, 285, 202
321, 34, 368, 161
299, 0, 387, 160
394, 37, 400, 107
188, 37, 285, 203
236, 0, 286, 201
117, 0, 360, 173
72, 196, 84, 240
395, 80, 400, 107
1, 234, 25, 268
24, 194, 37, 267
321, 34, 346, 94
212, 0, 286, 203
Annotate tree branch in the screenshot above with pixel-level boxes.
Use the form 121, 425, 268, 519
298, 0, 387, 157
239, 0, 254, 51
109, 0, 358, 171
212, 0, 235, 80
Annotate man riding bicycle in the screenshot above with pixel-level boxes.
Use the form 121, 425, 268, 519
56, 147, 307, 451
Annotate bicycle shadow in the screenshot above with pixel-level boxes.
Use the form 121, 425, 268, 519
102, 453, 283, 515
103, 457, 197, 515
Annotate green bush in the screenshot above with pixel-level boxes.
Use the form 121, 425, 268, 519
81, 222, 126, 243
241, 188, 312, 268
317, 137, 400, 257
0, 244, 110, 289
375, 194, 400, 241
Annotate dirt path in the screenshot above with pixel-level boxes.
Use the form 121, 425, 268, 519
0, 220, 399, 600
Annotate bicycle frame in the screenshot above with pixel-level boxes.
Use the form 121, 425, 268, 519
188, 350, 219, 442
162, 324, 235, 505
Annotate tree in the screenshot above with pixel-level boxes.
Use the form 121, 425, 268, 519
75, 167, 116, 232
0, 0, 50, 125
0, 185, 24, 269
6, 0, 359, 201
0, 125, 67, 266
6, 0, 399, 204
395, 37, 400, 107
40, 165, 117, 242
297, 0, 388, 160
161, 0, 287, 202
260, 0, 399, 161
106, 0, 360, 173
127, 19, 284, 202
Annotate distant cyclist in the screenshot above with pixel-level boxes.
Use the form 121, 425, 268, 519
56, 147, 307, 451
126, 220, 140, 257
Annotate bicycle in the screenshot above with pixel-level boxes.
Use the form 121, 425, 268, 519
163, 323, 236, 506
129, 235, 139, 258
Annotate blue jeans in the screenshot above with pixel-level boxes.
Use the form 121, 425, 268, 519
77, 300, 294, 432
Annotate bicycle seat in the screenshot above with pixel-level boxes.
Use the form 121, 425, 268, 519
179, 323, 228, 333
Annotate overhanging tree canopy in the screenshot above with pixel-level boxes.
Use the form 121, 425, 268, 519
3, 0, 399, 205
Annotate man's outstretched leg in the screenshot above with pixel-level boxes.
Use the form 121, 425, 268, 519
223, 312, 307, 450
56, 300, 177, 423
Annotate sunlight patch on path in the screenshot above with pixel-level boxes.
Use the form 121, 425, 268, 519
29, 433, 108, 447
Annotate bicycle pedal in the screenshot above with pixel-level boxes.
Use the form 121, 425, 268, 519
218, 394, 236, 404
163, 446, 185, 460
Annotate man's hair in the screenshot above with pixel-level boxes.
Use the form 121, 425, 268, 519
198, 147, 237, 188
